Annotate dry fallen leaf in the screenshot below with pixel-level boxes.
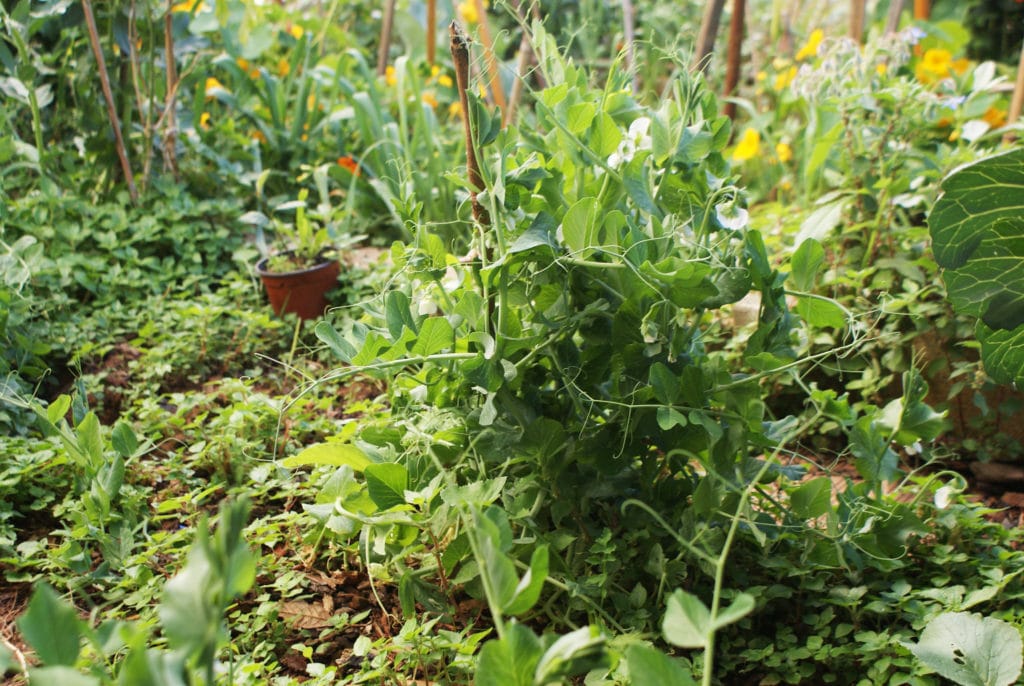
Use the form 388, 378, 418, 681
279, 599, 334, 629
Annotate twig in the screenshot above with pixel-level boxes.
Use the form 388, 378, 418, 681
1, 633, 28, 680
450, 21, 490, 227
127, 0, 155, 190
82, 0, 139, 203
850, 0, 865, 43
723, 0, 745, 120
377, 0, 396, 76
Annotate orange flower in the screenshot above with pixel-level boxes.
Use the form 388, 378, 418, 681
915, 49, 970, 85
422, 90, 439, 109
982, 107, 1006, 129
277, 57, 290, 77
337, 156, 360, 176
250, 129, 267, 144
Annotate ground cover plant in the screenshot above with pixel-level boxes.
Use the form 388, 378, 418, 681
2, 1, 1024, 684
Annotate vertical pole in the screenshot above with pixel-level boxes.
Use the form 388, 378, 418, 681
693, 0, 727, 73
474, 0, 507, 113
1003, 36, 1024, 144
377, 0, 396, 76
621, 0, 639, 94
426, 0, 437, 65
885, 0, 905, 35
913, 0, 929, 20
82, 0, 138, 202
723, 0, 745, 120
850, 0, 866, 43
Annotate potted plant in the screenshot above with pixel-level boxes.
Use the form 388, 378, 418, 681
244, 169, 360, 320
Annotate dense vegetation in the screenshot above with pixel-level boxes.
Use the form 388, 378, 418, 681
2, 0, 1024, 684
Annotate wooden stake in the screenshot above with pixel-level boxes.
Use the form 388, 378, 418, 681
82, 0, 138, 202
163, 0, 180, 180
426, 0, 437, 65
451, 22, 490, 227
913, 0, 929, 20
621, 0, 638, 94
473, 0, 507, 113
850, 0, 865, 43
723, 0, 745, 120
693, 0, 727, 74
885, 0, 905, 35
377, 0, 396, 76
1003, 35, 1024, 144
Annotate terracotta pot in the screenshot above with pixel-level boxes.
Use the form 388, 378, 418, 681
255, 253, 340, 320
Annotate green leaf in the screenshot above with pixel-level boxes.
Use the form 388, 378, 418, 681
281, 443, 371, 471
662, 589, 711, 649
712, 592, 756, 630
411, 316, 454, 356
790, 238, 825, 292
46, 395, 70, 426
649, 362, 680, 404
623, 154, 661, 218
850, 417, 900, 486
18, 584, 82, 666
363, 463, 409, 510
567, 102, 596, 135
590, 112, 622, 157
77, 411, 103, 466
503, 545, 549, 616
385, 291, 417, 340
25, 667, 99, 686
562, 196, 600, 258
315, 321, 357, 363
790, 476, 832, 520
929, 147, 1024, 385
656, 406, 688, 431
796, 296, 847, 329
907, 612, 1023, 686
534, 626, 609, 682
111, 421, 138, 458
476, 623, 543, 686
625, 644, 696, 686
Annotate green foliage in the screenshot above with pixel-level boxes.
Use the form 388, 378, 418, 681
906, 611, 1023, 686
930, 146, 1024, 386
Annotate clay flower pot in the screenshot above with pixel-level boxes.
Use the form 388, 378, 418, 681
255, 252, 341, 320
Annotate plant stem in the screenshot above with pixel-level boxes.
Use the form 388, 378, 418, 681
723, 0, 746, 120
451, 21, 491, 228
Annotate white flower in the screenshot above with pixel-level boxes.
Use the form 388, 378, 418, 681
961, 119, 990, 143
934, 485, 953, 510
715, 201, 749, 230
607, 116, 652, 167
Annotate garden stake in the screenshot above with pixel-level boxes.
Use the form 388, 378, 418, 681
693, 0, 727, 73
376, 0, 396, 76
504, 25, 534, 127
450, 22, 490, 228
850, 0, 865, 42
621, 0, 639, 94
723, 0, 746, 120
82, 0, 138, 203
162, 0, 180, 180
1004, 35, 1024, 144
426, 0, 437, 65
885, 0, 905, 34
913, 0, 929, 19
473, 0, 507, 114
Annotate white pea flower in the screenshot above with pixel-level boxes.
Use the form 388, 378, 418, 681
608, 116, 652, 167
715, 200, 749, 231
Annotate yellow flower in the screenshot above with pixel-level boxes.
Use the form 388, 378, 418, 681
288, 24, 304, 40
438, 74, 453, 88
773, 65, 797, 91
277, 57, 290, 77
199, 111, 211, 130
449, 101, 463, 119
204, 77, 228, 99
731, 128, 760, 163
775, 142, 793, 163
236, 58, 260, 79
170, 0, 208, 13
250, 129, 267, 144
948, 128, 960, 142
385, 65, 397, 86
983, 107, 1007, 128
876, 62, 887, 76
755, 71, 767, 82
431, 65, 441, 78
422, 90, 439, 108
307, 94, 317, 111
796, 29, 823, 61
458, 0, 487, 24
914, 49, 969, 85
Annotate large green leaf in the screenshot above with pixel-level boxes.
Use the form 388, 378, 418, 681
906, 611, 1023, 686
929, 148, 1024, 385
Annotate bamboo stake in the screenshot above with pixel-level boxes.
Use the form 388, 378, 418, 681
426, 0, 437, 65
621, 0, 638, 94
723, 0, 745, 120
163, 0, 180, 180
1003, 36, 1024, 144
377, 0, 396, 76
913, 0, 929, 20
82, 0, 138, 203
850, 0, 865, 43
504, 25, 533, 126
693, 0, 727, 73
885, 0, 905, 35
473, 0, 507, 114
451, 22, 490, 227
